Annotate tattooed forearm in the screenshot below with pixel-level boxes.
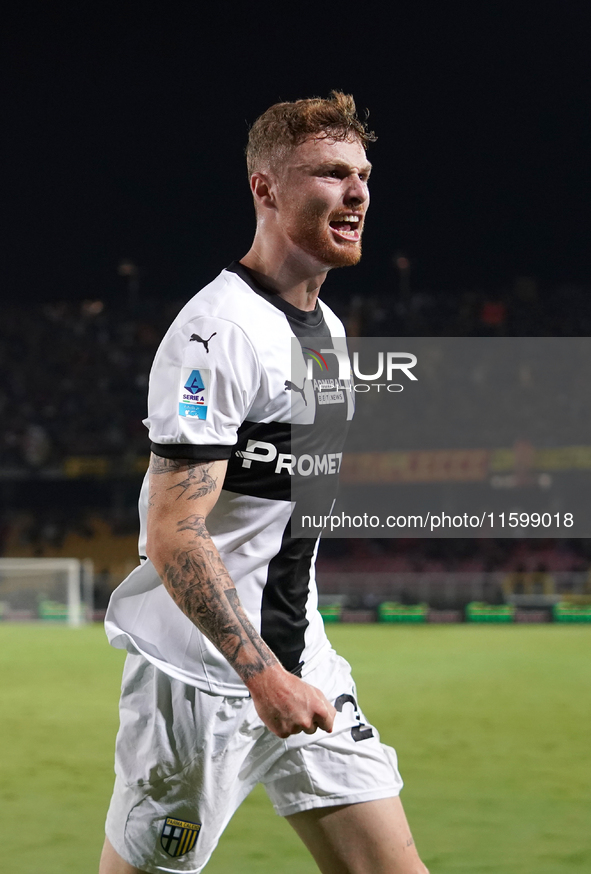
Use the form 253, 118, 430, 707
162, 525, 277, 681
225, 588, 278, 668
148, 454, 274, 682
163, 550, 276, 680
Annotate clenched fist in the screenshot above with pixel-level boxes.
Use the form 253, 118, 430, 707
246, 663, 336, 738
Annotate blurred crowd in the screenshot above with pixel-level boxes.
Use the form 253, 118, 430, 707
2, 277, 591, 472
338, 276, 591, 338
317, 534, 591, 574
0, 299, 178, 469
2, 277, 591, 581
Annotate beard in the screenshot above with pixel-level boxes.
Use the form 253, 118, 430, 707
285, 200, 362, 268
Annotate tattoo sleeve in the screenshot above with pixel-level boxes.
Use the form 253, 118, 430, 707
161, 513, 278, 682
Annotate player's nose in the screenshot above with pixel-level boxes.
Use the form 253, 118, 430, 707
344, 174, 369, 206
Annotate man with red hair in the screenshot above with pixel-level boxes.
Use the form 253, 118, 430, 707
100, 92, 428, 874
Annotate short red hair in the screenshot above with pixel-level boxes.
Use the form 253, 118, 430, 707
246, 91, 376, 177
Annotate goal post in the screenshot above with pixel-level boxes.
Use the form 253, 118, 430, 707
0, 558, 94, 626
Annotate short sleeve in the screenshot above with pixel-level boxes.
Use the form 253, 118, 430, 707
145, 316, 260, 460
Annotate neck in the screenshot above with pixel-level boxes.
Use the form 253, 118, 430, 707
240, 238, 328, 312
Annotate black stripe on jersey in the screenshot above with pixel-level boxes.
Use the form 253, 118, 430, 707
227, 261, 350, 671
224, 420, 292, 500
227, 261, 325, 330
224, 418, 345, 505
260, 519, 317, 673
150, 442, 235, 460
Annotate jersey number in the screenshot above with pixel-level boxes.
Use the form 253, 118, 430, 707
334, 693, 374, 742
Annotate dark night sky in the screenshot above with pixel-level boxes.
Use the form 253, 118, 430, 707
2, 2, 590, 305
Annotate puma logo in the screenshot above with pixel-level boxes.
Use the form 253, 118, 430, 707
190, 332, 217, 353
284, 380, 307, 406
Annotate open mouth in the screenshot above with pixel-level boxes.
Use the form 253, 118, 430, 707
329, 214, 362, 242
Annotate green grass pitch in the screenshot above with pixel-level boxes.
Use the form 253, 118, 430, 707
0, 623, 589, 873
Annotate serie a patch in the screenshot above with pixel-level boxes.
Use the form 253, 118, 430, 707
179, 368, 211, 420
160, 817, 201, 857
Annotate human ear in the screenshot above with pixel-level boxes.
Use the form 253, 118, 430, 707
250, 172, 277, 210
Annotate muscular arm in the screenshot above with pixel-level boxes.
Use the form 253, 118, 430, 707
146, 453, 335, 736
147, 454, 277, 680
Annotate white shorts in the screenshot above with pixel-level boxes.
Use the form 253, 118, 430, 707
105, 648, 403, 873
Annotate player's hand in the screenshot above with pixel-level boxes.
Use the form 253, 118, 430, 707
246, 664, 336, 738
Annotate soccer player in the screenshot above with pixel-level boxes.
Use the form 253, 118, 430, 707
100, 92, 428, 874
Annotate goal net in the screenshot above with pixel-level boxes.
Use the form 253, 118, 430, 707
0, 558, 94, 626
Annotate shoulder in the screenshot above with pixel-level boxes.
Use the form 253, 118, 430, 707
161, 268, 289, 350
176, 268, 288, 330
171, 270, 249, 328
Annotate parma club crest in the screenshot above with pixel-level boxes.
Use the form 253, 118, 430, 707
160, 817, 201, 857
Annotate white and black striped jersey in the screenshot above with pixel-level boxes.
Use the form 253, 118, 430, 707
105, 262, 354, 695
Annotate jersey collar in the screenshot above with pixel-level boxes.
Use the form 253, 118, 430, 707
226, 261, 324, 328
